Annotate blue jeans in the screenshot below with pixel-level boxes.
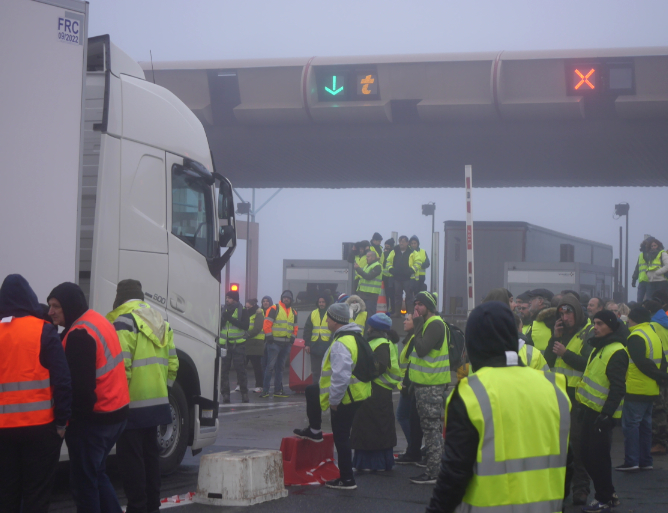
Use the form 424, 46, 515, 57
65, 419, 127, 513
263, 341, 290, 393
396, 392, 411, 444
622, 400, 653, 467
646, 281, 668, 302
637, 281, 648, 302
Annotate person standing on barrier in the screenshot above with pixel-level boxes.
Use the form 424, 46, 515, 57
355, 250, 383, 318
47, 282, 129, 513
106, 279, 179, 513
382, 238, 396, 315
261, 290, 297, 398
0, 274, 72, 513
303, 294, 331, 384
575, 310, 628, 512
426, 301, 571, 513
545, 294, 595, 505
407, 291, 450, 485
293, 302, 371, 490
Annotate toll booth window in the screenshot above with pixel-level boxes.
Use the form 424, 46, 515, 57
172, 166, 214, 258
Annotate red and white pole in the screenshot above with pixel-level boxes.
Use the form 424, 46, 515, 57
465, 165, 475, 315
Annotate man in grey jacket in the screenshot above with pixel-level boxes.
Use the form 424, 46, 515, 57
293, 302, 369, 490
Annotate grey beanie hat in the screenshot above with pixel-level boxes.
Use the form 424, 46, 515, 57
327, 302, 350, 325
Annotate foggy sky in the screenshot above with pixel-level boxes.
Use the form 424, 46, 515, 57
88, 0, 668, 302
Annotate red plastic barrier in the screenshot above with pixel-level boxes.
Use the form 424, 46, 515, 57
280, 434, 339, 485
289, 338, 313, 393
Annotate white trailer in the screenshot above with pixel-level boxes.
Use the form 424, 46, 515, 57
0, 0, 237, 473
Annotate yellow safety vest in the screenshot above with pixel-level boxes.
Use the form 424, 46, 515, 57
452, 367, 570, 513
409, 316, 451, 385
319, 334, 371, 410
219, 308, 245, 345
627, 323, 662, 396
248, 311, 265, 340
271, 304, 296, 342
369, 337, 402, 390
651, 321, 668, 371
518, 339, 549, 371
383, 251, 393, 277
397, 335, 413, 390
351, 311, 367, 329
553, 321, 592, 387
576, 342, 626, 418
357, 261, 382, 295
411, 248, 427, 279
309, 309, 330, 342
640, 250, 665, 273
525, 320, 552, 354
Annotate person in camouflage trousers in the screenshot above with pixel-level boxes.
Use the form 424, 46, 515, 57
414, 384, 447, 479
403, 291, 450, 485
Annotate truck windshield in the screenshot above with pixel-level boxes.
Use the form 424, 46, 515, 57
172, 166, 214, 258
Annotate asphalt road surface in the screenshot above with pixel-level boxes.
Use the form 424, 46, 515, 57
48, 379, 668, 512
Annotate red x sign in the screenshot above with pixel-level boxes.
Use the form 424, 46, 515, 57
574, 68, 595, 90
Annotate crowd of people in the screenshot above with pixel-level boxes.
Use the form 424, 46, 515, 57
0, 274, 176, 513
239, 270, 668, 512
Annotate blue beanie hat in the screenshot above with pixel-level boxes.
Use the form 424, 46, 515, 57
368, 313, 392, 331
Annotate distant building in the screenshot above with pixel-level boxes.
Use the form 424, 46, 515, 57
443, 221, 614, 315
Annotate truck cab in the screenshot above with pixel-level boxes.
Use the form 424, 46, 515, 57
83, 35, 236, 473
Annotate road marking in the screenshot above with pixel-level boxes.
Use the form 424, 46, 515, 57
219, 401, 302, 409
218, 403, 302, 416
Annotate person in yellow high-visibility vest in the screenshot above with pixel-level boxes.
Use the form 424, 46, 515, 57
406, 291, 450, 485
547, 294, 594, 503
382, 238, 396, 314
575, 310, 628, 511
351, 313, 399, 471
355, 250, 383, 317
617, 307, 668, 472
426, 301, 571, 513
303, 294, 331, 383
293, 303, 370, 490
643, 299, 668, 455
219, 289, 249, 403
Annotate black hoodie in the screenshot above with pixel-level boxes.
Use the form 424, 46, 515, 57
47, 282, 128, 424
0, 274, 71, 428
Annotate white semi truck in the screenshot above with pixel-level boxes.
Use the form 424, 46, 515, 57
0, 0, 236, 473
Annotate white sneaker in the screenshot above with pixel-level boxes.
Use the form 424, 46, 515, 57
253, 387, 262, 393
233, 385, 240, 392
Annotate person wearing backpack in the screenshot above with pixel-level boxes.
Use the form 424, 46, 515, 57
293, 302, 371, 490
407, 291, 451, 485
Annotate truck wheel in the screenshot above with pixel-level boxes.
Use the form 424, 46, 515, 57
158, 381, 189, 475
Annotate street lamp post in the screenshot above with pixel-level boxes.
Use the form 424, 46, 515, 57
614, 203, 630, 302
422, 202, 436, 293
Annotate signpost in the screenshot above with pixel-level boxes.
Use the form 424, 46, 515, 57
465, 165, 475, 315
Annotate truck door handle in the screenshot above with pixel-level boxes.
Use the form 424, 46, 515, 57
170, 296, 186, 312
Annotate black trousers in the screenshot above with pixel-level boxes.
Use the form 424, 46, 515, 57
406, 389, 424, 458
580, 407, 616, 504
116, 426, 162, 513
248, 355, 264, 387
305, 384, 362, 481
0, 423, 63, 513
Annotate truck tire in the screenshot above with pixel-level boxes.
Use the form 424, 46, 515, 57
158, 381, 189, 475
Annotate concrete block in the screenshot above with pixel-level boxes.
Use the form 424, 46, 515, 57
193, 449, 288, 506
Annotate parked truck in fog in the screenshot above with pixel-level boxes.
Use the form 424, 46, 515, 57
0, 0, 237, 473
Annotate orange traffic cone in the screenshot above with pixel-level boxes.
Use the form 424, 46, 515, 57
377, 281, 387, 313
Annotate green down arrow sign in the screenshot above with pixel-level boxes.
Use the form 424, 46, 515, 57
325, 76, 344, 96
